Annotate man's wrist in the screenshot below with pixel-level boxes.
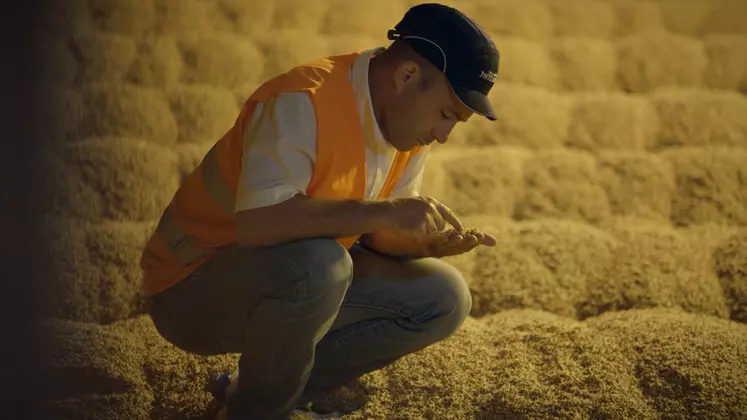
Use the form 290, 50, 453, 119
364, 199, 395, 232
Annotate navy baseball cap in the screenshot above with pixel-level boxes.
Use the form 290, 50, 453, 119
387, 3, 500, 121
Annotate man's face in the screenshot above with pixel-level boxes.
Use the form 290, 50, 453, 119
382, 62, 474, 151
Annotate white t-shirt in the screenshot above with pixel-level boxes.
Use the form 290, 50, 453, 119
233, 47, 431, 213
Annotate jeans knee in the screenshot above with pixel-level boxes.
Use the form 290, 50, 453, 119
420, 267, 472, 339
287, 238, 353, 302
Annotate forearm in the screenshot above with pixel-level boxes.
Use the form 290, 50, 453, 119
358, 229, 430, 260
235, 194, 392, 248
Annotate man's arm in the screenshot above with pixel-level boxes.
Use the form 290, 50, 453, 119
356, 151, 497, 259
236, 195, 394, 248
358, 227, 431, 259
231, 93, 456, 250
232, 92, 398, 249
357, 146, 444, 259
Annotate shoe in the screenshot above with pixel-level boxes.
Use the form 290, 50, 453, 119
215, 406, 342, 420
208, 370, 353, 417
291, 408, 345, 419
209, 371, 233, 404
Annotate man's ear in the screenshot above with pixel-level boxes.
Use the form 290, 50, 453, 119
393, 61, 420, 93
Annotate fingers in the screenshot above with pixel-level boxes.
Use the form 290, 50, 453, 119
411, 196, 496, 254
420, 200, 446, 233
430, 231, 452, 245
446, 233, 463, 247
424, 213, 441, 236
432, 201, 464, 233
429, 230, 497, 257
470, 231, 495, 247
481, 233, 498, 246
445, 233, 479, 255
433, 213, 447, 232
462, 233, 479, 248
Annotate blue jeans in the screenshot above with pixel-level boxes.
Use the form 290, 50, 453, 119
146, 238, 472, 420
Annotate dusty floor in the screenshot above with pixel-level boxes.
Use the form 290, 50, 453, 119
36, 0, 747, 419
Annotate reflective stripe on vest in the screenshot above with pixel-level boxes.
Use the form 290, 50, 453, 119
201, 143, 236, 215
155, 206, 212, 265
155, 143, 237, 266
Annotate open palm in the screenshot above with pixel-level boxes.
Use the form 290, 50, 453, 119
423, 228, 497, 258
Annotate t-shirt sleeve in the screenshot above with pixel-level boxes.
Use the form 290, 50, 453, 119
387, 145, 431, 199
234, 92, 317, 212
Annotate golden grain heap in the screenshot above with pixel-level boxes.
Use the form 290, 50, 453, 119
36, 0, 747, 419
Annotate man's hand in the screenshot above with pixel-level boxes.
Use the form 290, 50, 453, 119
364, 196, 496, 259
420, 228, 497, 258
383, 196, 464, 237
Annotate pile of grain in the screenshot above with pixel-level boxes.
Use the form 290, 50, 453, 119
33, 0, 747, 418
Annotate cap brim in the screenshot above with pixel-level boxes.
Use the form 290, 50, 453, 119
452, 86, 496, 121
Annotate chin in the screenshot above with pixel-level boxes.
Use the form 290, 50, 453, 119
383, 136, 409, 151
394, 142, 416, 152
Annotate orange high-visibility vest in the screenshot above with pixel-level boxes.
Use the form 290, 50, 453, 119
140, 51, 423, 297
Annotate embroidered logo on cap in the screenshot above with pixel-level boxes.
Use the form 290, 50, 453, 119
479, 70, 498, 83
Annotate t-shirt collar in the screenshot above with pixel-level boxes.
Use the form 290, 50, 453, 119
350, 47, 394, 153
